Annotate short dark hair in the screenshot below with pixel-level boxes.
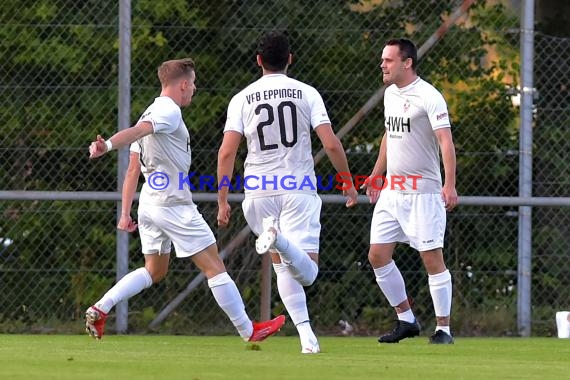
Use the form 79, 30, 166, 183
385, 38, 418, 70
257, 31, 290, 71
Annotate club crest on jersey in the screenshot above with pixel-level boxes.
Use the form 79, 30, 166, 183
403, 99, 410, 113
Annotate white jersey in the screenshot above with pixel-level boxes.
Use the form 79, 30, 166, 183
224, 74, 331, 198
383, 77, 451, 193
136, 96, 193, 206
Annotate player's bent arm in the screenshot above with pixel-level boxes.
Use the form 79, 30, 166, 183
107, 122, 154, 152
434, 127, 456, 188
121, 152, 141, 217
217, 131, 242, 203
314, 123, 354, 181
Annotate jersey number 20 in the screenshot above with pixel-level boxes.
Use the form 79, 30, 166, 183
256, 101, 298, 151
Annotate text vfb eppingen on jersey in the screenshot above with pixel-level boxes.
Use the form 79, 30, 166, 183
146, 171, 422, 191
245, 88, 303, 104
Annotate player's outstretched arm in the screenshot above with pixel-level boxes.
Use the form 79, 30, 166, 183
88, 122, 153, 159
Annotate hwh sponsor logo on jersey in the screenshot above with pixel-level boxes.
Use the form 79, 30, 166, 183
385, 116, 411, 133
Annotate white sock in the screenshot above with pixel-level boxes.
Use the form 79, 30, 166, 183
397, 309, 416, 324
274, 263, 309, 325
208, 272, 252, 340
296, 321, 319, 348
274, 263, 318, 348
436, 326, 451, 335
95, 267, 153, 314
273, 234, 318, 286
428, 269, 452, 317
373, 260, 409, 307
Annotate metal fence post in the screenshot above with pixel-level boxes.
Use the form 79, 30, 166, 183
517, 0, 535, 337
115, 0, 132, 334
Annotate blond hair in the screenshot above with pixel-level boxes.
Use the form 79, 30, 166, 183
157, 58, 195, 87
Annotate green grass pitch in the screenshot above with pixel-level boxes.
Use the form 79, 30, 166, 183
0, 335, 568, 379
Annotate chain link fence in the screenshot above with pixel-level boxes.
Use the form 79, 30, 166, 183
1, 0, 569, 337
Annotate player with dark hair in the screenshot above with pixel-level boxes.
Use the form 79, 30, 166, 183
217, 31, 358, 353
363, 38, 457, 344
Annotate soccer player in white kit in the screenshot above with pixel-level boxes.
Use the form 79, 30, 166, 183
85, 58, 285, 342
217, 31, 358, 353
363, 39, 458, 344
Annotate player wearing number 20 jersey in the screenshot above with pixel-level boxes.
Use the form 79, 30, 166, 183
217, 31, 357, 354
224, 74, 331, 198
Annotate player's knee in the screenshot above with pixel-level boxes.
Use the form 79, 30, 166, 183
299, 276, 316, 287
149, 267, 168, 283
368, 251, 384, 268
299, 262, 318, 286
368, 245, 394, 268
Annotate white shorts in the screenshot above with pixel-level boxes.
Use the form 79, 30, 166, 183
370, 191, 446, 251
137, 203, 216, 257
242, 194, 322, 253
